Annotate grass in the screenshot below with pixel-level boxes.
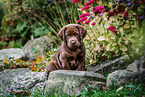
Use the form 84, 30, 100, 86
28, 83, 145, 97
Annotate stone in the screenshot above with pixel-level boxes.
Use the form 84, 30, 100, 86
0, 48, 25, 60
31, 82, 46, 93
87, 55, 132, 74
10, 72, 47, 91
44, 70, 106, 95
0, 68, 47, 96
126, 61, 138, 72
23, 35, 54, 59
106, 70, 138, 89
0, 68, 30, 96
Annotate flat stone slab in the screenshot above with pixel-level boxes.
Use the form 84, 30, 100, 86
23, 35, 54, 59
0, 68, 47, 96
0, 68, 30, 96
45, 70, 106, 95
106, 70, 138, 89
87, 55, 131, 74
0, 48, 25, 60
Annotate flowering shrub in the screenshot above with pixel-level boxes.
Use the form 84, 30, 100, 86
72, 0, 145, 64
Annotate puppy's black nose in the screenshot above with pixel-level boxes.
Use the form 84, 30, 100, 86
71, 40, 76, 44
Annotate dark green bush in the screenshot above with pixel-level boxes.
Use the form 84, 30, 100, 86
0, 0, 80, 49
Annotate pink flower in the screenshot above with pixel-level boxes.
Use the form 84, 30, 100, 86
94, 6, 104, 10
108, 10, 118, 17
85, 0, 95, 5
92, 6, 104, 14
72, 0, 80, 3
120, 12, 123, 14
108, 26, 115, 31
82, 6, 90, 10
91, 22, 96, 25
109, 10, 114, 13
85, 1, 92, 6
90, 0, 95, 2
82, 17, 87, 21
139, 1, 145, 3
79, 13, 90, 18
77, 17, 87, 23
77, 20, 81, 23
108, 26, 117, 34
85, 20, 91, 24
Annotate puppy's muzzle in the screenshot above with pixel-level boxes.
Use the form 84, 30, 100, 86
71, 40, 76, 44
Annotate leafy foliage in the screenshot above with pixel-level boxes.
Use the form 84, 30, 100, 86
73, 0, 145, 64
1, 0, 145, 65
2, 47, 58, 72
0, 0, 80, 49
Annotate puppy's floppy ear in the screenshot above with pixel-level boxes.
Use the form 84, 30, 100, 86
77, 25, 87, 39
58, 26, 66, 40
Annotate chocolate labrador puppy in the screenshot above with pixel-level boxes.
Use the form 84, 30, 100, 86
46, 24, 87, 78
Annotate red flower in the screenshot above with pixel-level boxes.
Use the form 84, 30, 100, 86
94, 6, 104, 10
109, 10, 114, 13
91, 22, 96, 25
108, 26, 117, 34
107, 10, 118, 18
72, 0, 80, 3
92, 6, 104, 14
77, 17, 87, 23
85, 1, 92, 6
123, 11, 128, 20
85, 0, 95, 5
80, 13, 90, 18
82, 6, 90, 10
85, 20, 91, 24
120, 12, 123, 14
108, 26, 115, 31
109, 10, 117, 15
90, 0, 95, 2
139, 1, 145, 3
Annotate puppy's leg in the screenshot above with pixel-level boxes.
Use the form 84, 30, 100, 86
61, 60, 71, 70
77, 59, 87, 71
46, 62, 57, 79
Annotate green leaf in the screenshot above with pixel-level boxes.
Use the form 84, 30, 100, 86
104, 20, 110, 28
7, 41, 15, 48
106, 44, 112, 51
120, 44, 127, 51
123, 24, 130, 28
119, 27, 124, 37
129, 38, 137, 43
123, 34, 132, 40
133, 30, 139, 36
98, 36, 105, 41
16, 22, 27, 32
0, 41, 7, 46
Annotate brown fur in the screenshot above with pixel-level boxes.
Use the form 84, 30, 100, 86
46, 24, 87, 78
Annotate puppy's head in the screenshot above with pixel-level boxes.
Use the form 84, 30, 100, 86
58, 24, 87, 49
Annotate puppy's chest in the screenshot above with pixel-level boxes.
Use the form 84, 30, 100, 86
68, 56, 76, 65
60, 53, 78, 66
